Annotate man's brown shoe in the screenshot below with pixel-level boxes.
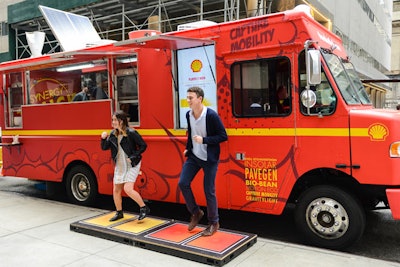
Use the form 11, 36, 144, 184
188, 209, 204, 231
202, 222, 219, 236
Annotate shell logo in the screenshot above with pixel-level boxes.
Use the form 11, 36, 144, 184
368, 123, 389, 141
191, 59, 202, 72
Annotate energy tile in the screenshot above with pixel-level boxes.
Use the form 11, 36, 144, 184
147, 223, 204, 243
83, 212, 136, 227
185, 231, 247, 253
113, 217, 167, 234
71, 213, 257, 266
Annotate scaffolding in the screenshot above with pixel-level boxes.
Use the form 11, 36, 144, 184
10, 0, 273, 59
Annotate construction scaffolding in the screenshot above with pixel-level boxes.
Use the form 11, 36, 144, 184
10, 0, 274, 59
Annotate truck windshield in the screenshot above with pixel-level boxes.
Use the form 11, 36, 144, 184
322, 52, 371, 105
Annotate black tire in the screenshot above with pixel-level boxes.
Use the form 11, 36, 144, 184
46, 181, 64, 200
294, 185, 366, 250
65, 165, 98, 206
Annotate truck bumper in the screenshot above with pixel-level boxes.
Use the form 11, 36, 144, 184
386, 189, 400, 220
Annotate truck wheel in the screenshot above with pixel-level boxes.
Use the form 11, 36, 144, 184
294, 185, 365, 250
65, 165, 98, 206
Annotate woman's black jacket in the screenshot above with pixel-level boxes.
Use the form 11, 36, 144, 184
101, 128, 147, 167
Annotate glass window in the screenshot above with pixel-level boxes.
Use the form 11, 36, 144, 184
342, 62, 371, 104
322, 52, 371, 105
0, 22, 8, 36
28, 61, 108, 104
116, 56, 139, 125
299, 50, 337, 116
82, 71, 109, 101
232, 57, 291, 117
5, 73, 23, 127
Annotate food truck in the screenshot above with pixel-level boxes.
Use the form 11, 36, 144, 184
1, 6, 400, 249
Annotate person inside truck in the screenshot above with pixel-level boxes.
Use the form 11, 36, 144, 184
72, 82, 89, 101
249, 96, 263, 115
250, 96, 262, 108
89, 79, 108, 100
315, 81, 336, 115
277, 85, 289, 113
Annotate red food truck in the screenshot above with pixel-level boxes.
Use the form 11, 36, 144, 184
1, 8, 400, 250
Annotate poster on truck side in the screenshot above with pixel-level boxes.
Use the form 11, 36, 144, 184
177, 45, 217, 129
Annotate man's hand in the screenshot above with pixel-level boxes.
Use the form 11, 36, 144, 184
192, 135, 203, 144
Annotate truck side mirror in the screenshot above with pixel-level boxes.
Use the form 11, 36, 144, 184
300, 89, 317, 108
306, 50, 321, 85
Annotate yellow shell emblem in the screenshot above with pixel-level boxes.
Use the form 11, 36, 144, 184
368, 123, 388, 141
191, 59, 202, 72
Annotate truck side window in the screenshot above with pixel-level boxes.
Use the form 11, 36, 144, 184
5, 72, 23, 127
116, 56, 139, 125
231, 57, 291, 117
29, 68, 88, 104
82, 71, 109, 101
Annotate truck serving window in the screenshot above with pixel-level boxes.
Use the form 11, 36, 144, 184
116, 56, 139, 125
4, 72, 23, 127
231, 57, 291, 117
28, 61, 108, 105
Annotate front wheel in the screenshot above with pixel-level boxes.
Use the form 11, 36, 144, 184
294, 185, 366, 250
65, 165, 98, 206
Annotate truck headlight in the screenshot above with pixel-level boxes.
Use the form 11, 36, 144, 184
390, 142, 400, 157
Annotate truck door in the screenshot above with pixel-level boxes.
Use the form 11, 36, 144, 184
226, 56, 295, 213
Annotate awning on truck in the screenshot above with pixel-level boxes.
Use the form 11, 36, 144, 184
0, 56, 73, 73
0, 44, 136, 73
50, 43, 135, 59
0, 35, 213, 73
114, 35, 215, 50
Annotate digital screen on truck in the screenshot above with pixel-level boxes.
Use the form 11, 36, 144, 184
177, 45, 217, 128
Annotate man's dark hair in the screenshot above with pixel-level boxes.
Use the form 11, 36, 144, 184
187, 86, 204, 98
83, 79, 95, 89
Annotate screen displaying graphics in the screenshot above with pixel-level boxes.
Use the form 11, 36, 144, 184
177, 45, 216, 128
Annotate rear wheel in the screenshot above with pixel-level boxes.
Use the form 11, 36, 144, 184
294, 185, 365, 250
65, 165, 98, 206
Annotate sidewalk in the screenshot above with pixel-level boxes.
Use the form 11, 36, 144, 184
0, 190, 399, 267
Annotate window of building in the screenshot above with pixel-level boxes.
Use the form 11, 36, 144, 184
0, 21, 8, 36
232, 57, 291, 117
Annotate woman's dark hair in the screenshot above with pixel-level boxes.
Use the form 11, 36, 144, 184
114, 110, 129, 135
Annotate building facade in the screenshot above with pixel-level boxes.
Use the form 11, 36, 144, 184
388, 0, 400, 108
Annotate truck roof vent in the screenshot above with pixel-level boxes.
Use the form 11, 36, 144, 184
128, 30, 161, 39
293, 4, 313, 18
177, 20, 217, 31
